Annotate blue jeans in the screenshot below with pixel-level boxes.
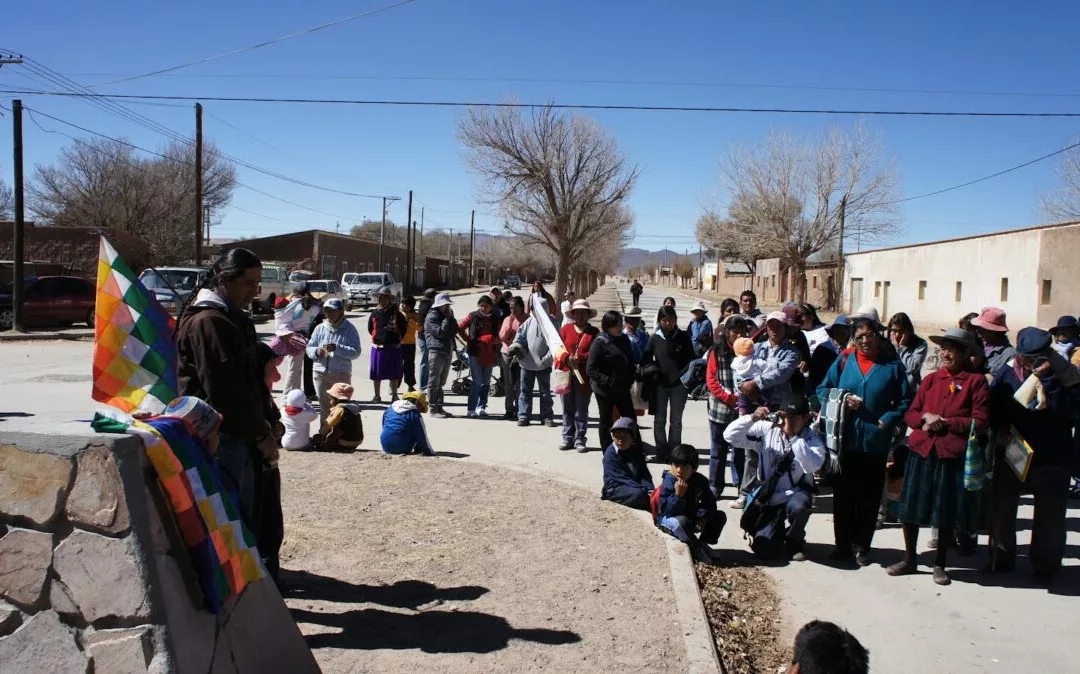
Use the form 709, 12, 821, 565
708, 420, 731, 497
468, 358, 493, 413
785, 491, 814, 548
561, 386, 591, 446
653, 385, 688, 456
519, 368, 554, 421
418, 339, 429, 391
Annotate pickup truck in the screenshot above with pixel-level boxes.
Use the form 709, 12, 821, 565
137, 267, 210, 317
252, 262, 289, 315
341, 272, 402, 310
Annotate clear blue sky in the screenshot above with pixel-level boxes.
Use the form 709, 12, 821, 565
3, 0, 1080, 252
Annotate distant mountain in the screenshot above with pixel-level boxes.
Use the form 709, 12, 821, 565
619, 247, 697, 273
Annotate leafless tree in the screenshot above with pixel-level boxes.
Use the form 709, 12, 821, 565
719, 122, 899, 302
1042, 143, 1080, 221
459, 104, 638, 299
350, 219, 410, 248
28, 136, 236, 264
0, 177, 12, 219
695, 200, 784, 280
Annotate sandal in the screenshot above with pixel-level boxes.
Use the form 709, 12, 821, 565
932, 566, 951, 586
886, 560, 916, 577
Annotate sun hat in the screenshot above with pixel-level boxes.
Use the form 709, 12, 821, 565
611, 417, 637, 432
733, 337, 755, 357
433, 292, 453, 308
848, 304, 881, 326
825, 314, 851, 339
622, 306, 643, 317
161, 397, 222, 442
324, 298, 344, 311
928, 327, 976, 353
969, 307, 1008, 333
375, 285, 394, 298
690, 301, 709, 315
566, 299, 598, 319
1016, 327, 1053, 357
1048, 315, 1079, 335
327, 382, 355, 400
402, 390, 429, 413
285, 389, 307, 409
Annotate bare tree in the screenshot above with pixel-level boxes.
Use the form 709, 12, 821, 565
1042, 143, 1080, 221
0, 177, 12, 219
350, 219, 409, 248
29, 136, 236, 264
459, 104, 638, 299
695, 200, 784, 280
720, 122, 899, 302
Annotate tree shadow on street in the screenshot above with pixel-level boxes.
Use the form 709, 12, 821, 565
281, 569, 488, 609
292, 606, 581, 653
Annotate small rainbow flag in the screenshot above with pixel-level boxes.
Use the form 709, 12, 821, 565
92, 237, 179, 414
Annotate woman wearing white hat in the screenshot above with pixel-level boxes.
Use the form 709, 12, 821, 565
689, 301, 714, 358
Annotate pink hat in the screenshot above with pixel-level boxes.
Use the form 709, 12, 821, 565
970, 307, 1008, 333
328, 382, 354, 400
765, 311, 787, 326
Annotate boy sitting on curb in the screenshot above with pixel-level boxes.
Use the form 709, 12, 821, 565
601, 417, 654, 510
655, 444, 726, 562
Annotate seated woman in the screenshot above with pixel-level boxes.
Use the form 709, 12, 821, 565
380, 391, 436, 456
323, 383, 364, 451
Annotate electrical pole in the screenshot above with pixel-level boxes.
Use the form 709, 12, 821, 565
468, 210, 475, 288
404, 190, 413, 288
447, 228, 453, 287
11, 99, 25, 332
418, 207, 424, 258
836, 195, 847, 312
204, 205, 211, 243
698, 244, 703, 294
378, 196, 401, 271
194, 103, 203, 265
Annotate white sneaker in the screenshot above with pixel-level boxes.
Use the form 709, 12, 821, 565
730, 496, 746, 510
477, 407, 488, 418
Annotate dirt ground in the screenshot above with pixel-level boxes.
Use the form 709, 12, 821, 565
276, 449, 687, 673
697, 563, 787, 674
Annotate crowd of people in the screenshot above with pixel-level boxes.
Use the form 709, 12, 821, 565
167, 248, 1078, 596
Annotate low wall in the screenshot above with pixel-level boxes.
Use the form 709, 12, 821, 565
0, 432, 319, 674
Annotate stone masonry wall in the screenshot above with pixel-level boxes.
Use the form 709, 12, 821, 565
0, 433, 169, 674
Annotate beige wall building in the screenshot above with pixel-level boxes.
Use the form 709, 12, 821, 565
843, 221, 1080, 333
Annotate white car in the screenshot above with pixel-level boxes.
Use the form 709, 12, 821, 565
306, 279, 345, 306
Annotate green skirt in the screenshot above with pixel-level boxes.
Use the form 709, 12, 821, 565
898, 450, 973, 530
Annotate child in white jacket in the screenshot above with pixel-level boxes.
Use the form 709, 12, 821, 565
281, 389, 318, 450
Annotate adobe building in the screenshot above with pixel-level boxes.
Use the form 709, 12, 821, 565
0, 222, 150, 283
842, 221, 1080, 333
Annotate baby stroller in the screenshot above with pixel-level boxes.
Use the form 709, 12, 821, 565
681, 357, 709, 400
449, 345, 504, 396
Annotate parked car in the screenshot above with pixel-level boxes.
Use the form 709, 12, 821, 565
503, 275, 521, 289
289, 270, 314, 283
137, 267, 210, 317
253, 262, 289, 315
0, 276, 96, 331
306, 279, 345, 305
342, 272, 401, 310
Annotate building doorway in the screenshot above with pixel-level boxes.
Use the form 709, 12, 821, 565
849, 277, 864, 313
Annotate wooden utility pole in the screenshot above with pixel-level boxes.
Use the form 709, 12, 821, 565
418, 207, 424, 258
836, 195, 847, 312
379, 196, 388, 270
468, 210, 475, 288
447, 228, 453, 287
194, 103, 203, 265
11, 99, 25, 332
404, 190, 413, 288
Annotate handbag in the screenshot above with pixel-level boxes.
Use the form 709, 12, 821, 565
963, 419, 985, 491
552, 368, 572, 395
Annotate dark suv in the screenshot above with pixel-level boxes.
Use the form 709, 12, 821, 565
503, 275, 521, 289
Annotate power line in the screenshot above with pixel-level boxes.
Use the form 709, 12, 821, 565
59, 71, 1080, 100
4, 88, 1080, 117
82, 0, 419, 87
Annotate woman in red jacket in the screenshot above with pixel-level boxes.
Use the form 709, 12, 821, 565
887, 328, 989, 586
555, 299, 599, 452
705, 315, 750, 498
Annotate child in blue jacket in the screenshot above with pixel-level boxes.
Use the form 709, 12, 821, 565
656, 444, 726, 562
601, 417, 654, 510
380, 390, 435, 456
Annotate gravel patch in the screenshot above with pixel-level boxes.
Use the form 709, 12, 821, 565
696, 562, 787, 674
278, 450, 686, 673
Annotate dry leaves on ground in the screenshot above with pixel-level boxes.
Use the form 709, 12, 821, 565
696, 562, 788, 674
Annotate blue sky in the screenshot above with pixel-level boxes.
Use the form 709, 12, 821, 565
2, 0, 1080, 252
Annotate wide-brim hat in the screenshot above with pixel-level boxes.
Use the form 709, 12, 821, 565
825, 314, 851, 338
929, 327, 976, 353
375, 286, 395, 298
565, 299, 597, 319
328, 382, 354, 400
690, 301, 708, 315
622, 306, 643, 317
433, 293, 453, 308
969, 307, 1008, 333
848, 305, 881, 327
1049, 315, 1079, 335
1016, 327, 1053, 357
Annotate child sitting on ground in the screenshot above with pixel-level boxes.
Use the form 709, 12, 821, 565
380, 390, 435, 456
322, 383, 364, 451
601, 417, 653, 511
732, 336, 768, 414
655, 444, 726, 562
281, 389, 318, 451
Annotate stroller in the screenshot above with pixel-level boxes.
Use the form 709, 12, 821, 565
450, 347, 503, 396
681, 357, 709, 400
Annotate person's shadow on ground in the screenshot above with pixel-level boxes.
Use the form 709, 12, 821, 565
281, 569, 488, 609
291, 606, 582, 653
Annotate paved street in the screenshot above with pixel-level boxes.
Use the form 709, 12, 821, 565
1, 285, 1078, 673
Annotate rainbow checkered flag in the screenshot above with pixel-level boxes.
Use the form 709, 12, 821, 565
92, 237, 179, 414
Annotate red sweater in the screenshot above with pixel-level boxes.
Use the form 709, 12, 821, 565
904, 369, 989, 459
555, 323, 598, 391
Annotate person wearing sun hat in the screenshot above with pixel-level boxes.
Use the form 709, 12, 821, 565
622, 305, 650, 364
555, 299, 600, 451
688, 301, 715, 357
968, 306, 1015, 379
986, 326, 1079, 581
1047, 315, 1080, 361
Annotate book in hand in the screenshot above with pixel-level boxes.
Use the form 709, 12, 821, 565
1003, 426, 1034, 482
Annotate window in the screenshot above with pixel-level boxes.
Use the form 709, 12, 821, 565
1041, 279, 1052, 305
1000, 277, 1009, 302
812, 275, 818, 289
874, 281, 881, 298
955, 281, 962, 303
918, 280, 927, 300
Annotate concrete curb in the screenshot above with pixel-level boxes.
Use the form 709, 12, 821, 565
0, 330, 93, 342
665, 539, 724, 674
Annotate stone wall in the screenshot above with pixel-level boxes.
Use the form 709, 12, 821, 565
0, 432, 318, 674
